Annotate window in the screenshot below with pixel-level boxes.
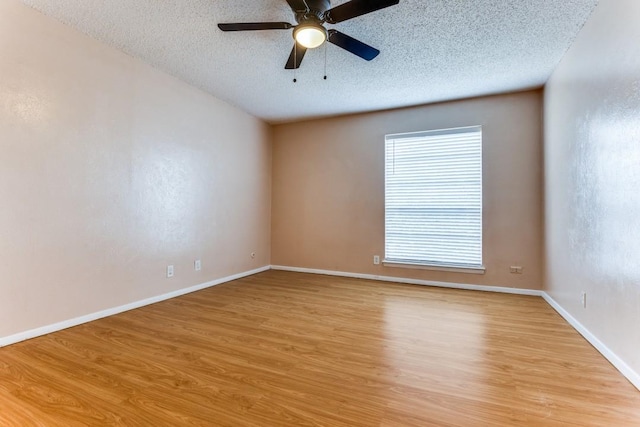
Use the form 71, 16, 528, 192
384, 126, 483, 271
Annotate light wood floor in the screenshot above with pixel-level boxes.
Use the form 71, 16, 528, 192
1, 271, 639, 426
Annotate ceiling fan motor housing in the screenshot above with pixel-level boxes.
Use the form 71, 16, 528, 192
294, 1, 329, 27
295, 0, 331, 17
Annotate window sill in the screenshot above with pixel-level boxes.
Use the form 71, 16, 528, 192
382, 260, 486, 275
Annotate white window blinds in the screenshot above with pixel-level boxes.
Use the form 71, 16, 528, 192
385, 126, 483, 269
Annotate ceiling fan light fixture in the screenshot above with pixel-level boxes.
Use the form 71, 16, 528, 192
294, 24, 327, 49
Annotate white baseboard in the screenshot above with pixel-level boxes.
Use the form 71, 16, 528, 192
542, 292, 640, 392
0, 265, 270, 348
270, 265, 543, 296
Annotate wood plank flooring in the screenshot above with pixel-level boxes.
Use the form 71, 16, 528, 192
1, 270, 639, 426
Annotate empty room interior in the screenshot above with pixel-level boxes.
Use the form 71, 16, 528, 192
1, 0, 639, 425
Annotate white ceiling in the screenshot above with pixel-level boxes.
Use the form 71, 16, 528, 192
20, 0, 598, 123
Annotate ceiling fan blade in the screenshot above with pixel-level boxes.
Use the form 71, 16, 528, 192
325, 0, 399, 24
286, 0, 308, 13
285, 43, 308, 69
328, 30, 380, 61
218, 22, 293, 31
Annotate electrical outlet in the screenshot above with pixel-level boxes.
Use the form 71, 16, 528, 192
510, 266, 523, 274
194, 259, 202, 271
581, 292, 587, 308
167, 265, 174, 278
373, 255, 380, 265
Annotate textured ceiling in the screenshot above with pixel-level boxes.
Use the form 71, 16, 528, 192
20, 0, 598, 123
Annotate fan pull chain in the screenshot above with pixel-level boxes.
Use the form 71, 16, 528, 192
323, 42, 327, 80
293, 44, 297, 83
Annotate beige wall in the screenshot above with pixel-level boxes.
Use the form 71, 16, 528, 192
272, 90, 543, 289
544, 0, 640, 378
0, 1, 271, 338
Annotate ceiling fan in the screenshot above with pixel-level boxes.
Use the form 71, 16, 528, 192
218, 0, 400, 69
